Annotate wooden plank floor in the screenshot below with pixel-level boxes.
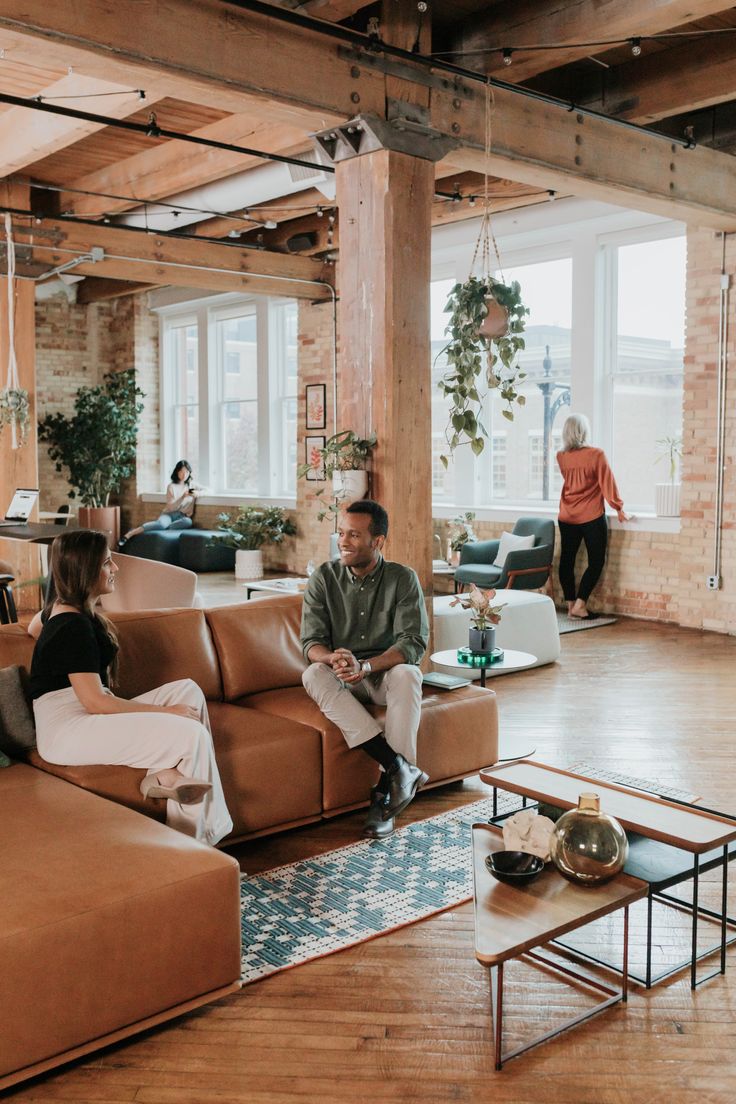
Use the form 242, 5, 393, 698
8, 611, 736, 1104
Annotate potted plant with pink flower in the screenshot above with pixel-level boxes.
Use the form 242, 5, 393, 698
451, 584, 506, 654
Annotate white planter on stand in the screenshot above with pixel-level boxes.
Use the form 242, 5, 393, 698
332, 470, 368, 502
655, 483, 681, 517
235, 548, 264, 580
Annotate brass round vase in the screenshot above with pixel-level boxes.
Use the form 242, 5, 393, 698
549, 793, 629, 886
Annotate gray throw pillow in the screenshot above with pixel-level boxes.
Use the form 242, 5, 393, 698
0, 665, 36, 757
0, 748, 10, 768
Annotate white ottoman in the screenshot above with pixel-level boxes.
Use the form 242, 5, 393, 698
432, 590, 560, 680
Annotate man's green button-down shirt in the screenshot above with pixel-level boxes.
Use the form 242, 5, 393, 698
300, 556, 429, 665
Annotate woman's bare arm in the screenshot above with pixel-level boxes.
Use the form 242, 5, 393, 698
69, 672, 197, 719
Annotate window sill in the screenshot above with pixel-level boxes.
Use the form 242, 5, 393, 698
431, 502, 680, 535
141, 493, 297, 510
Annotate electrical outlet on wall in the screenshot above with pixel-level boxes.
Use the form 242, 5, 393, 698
706, 575, 721, 590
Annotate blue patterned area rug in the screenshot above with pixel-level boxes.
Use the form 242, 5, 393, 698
240, 793, 516, 984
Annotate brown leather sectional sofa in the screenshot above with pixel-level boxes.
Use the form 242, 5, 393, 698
0, 595, 498, 1089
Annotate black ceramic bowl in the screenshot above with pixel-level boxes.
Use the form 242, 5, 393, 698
485, 850, 544, 885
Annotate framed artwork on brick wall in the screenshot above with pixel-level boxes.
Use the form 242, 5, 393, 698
305, 383, 326, 430
305, 435, 326, 480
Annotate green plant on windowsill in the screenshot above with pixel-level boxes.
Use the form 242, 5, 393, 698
214, 506, 296, 550
437, 276, 528, 467
655, 435, 683, 482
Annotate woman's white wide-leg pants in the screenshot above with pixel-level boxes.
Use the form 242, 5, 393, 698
34, 679, 233, 846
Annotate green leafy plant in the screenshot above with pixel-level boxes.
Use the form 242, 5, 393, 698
215, 506, 296, 550
297, 430, 377, 482
447, 511, 477, 553
437, 276, 529, 464
0, 386, 31, 446
450, 584, 506, 630
38, 370, 144, 507
655, 435, 683, 482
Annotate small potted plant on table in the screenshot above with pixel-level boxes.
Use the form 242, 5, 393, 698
451, 584, 505, 654
446, 511, 477, 566
654, 435, 682, 517
215, 505, 296, 580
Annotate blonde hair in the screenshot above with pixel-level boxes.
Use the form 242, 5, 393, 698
562, 413, 591, 451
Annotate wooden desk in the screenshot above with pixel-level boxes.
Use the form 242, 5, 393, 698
0, 522, 80, 545
472, 823, 646, 1069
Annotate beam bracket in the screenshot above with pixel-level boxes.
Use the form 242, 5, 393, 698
338, 45, 474, 102
313, 109, 459, 164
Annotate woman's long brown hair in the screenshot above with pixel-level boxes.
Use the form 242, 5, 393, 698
45, 529, 119, 682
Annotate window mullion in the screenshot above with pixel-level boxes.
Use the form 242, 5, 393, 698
256, 298, 271, 496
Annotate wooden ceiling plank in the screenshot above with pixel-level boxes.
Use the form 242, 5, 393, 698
0, 74, 166, 175
453, 0, 735, 82
75, 277, 158, 303
61, 116, 312, 218
3, 0, 736, 227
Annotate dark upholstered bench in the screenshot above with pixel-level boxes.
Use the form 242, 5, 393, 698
123, 529, 235, 572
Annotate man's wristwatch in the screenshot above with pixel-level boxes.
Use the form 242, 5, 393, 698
360, 661, 372, 676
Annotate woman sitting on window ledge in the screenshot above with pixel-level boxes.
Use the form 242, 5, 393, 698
120, 459, 197, 546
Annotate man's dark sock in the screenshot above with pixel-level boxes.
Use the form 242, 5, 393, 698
362, 734, 399, 774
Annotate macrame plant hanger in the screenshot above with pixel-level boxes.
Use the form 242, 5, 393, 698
469, 79, 504, 287
3, 212, 23, 449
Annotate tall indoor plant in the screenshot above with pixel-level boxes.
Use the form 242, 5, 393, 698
215, 505, 296, 580
38, 369, 145, 547
437, 276, 528, 466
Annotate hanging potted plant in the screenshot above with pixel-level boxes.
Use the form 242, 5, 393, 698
214, 505, 296, 580
298, 429, 377, 521
654, 435, 683, 517
38, 369, 144, 547
0, 386, 31, 448
437, 275, 529, 466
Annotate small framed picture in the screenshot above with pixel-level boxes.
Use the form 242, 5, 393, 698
305, 383, 326, 430
305, 435, 326, 481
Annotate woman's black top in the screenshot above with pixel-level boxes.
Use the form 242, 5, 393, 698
30, 612, 117, 700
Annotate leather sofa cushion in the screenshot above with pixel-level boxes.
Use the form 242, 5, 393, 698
206, 597, 305, 701
244, 683, 499, 813
25, 749, 166, 821
0, 624, 34, 673
0, 763, 241, 1087
207, 701, 322, 841
110, 608, 222, 701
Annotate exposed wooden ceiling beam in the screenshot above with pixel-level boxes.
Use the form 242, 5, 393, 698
567, 34, 736, 125
4, 0, 736, 227
75, 277, 158, 303
452, 0, 734, 82
0, 75, 164, 175
7, 212, 333, 298
61, 116, 311, 218
193, 187, 331, 238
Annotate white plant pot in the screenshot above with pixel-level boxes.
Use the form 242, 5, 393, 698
655, 483, 681, 517
332, 469, 368, 502
235, 548, 264, 580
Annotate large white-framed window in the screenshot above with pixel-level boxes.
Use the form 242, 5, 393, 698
158, 292, 297, 499
430, 199, 686, 520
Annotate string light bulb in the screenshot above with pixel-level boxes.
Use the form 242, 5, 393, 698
630, 37, 642, 56
469, 195, 476, 207
502, 48, 513, 66
547, 190, 556, 201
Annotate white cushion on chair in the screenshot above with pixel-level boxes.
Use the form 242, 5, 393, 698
493, 531, 535, 568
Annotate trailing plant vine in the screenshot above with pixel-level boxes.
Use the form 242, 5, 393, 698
436, 275, 529, 464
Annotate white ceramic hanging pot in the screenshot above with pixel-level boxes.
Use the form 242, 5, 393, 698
332, 469, 368, 502
235, 548, 264, 580
478, 297, 510, 339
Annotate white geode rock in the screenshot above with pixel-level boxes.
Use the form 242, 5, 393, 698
501, 809, 555, 861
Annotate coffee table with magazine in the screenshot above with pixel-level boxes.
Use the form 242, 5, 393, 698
480, 760, 736, 989
472, 822, 646, 1070
243, 577, 308, 599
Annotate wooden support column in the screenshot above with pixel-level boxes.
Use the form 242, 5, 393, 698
336, 149, 434, 593
0, 180, 40, 614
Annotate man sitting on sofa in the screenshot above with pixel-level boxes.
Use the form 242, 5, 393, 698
301, 499, 429, 840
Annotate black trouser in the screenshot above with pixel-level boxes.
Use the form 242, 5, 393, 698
558, 514, 608, 603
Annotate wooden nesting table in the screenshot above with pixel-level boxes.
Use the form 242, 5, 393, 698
472, 823, 646, 1070
480, 760, 736, 989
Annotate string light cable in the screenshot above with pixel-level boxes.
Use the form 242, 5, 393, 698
431, 27, 736, 61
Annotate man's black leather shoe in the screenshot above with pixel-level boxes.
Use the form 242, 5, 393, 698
363, 786, 394, 838
382, 755, 429, 820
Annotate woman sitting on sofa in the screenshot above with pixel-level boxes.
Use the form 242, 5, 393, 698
120, 459, 198, 546
28, 529, 232, 846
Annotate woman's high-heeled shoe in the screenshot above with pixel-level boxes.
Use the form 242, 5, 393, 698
140, 773, 212, 805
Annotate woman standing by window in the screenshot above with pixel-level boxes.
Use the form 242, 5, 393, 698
29, 529, 232, 845
557, 414, 630, 619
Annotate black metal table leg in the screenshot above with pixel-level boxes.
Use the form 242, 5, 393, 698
691, 854, 700, 989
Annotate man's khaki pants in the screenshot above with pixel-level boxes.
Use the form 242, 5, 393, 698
302, 662, 423, 764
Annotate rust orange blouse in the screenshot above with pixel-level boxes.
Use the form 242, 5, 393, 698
556, 446, 624, 524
